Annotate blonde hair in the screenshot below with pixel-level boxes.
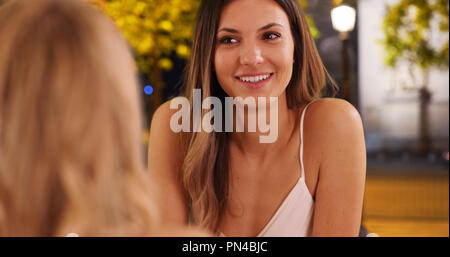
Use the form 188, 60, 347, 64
0, 0, 159, 236
182, 0, 337, 232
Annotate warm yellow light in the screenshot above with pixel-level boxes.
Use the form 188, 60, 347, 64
331, 5, 356, 32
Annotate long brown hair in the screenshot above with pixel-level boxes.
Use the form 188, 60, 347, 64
182, 0, 337, 232
0, 0, 159, 236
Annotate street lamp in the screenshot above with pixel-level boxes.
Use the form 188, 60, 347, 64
331, 4, 356, 103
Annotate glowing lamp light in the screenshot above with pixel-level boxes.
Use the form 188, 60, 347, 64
331, 5, 356, 33
144, 85, 154, 95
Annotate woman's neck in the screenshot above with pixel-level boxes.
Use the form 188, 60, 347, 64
229, 95, 299, 157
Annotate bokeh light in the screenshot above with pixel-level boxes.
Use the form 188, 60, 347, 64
144, 85, 154, 95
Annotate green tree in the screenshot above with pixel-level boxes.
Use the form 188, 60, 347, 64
381, 0, 449, 153
382, 0, 448, 80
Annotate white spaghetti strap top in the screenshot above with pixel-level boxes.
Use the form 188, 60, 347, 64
221, 102, 316, 237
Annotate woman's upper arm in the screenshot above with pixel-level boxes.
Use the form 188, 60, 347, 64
148, 101, 188, 225
310, 99, 366, 236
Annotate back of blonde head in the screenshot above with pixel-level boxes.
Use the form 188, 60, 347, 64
0, 0, 159, 236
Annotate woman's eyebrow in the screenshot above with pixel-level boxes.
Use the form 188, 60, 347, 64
218, 27, 239, 34
258, 22, 283, 31
217, 23, 283, 34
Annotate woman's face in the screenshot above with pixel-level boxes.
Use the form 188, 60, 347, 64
214, 0, 295, 99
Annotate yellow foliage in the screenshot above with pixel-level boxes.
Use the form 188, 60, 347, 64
158, 58, 173, 71
89, 0, 200, 76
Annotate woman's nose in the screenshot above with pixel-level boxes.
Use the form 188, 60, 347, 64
240, 43, 264, 66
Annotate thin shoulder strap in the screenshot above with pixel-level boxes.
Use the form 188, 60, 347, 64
299, 101, 315, 181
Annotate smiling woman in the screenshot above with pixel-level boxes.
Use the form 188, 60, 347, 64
215, 4, 295, 99
148, 0, 366, 237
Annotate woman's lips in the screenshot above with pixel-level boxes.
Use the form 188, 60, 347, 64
235, 73, 273, 89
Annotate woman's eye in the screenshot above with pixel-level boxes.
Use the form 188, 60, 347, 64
263, 32, 281, 40
219, 37, 238, 44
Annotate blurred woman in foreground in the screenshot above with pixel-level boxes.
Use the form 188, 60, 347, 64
0, 0, 205, 236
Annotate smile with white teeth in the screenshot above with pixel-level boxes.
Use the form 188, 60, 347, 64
238, 74, 271, 83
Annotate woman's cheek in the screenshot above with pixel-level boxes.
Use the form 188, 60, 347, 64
279, 52, 294, 86
214, 52, 226, 76
215, 54, 233, 88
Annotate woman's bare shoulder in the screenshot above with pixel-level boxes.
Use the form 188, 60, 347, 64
306, 98, 363, 133
148, 100, 190, 174
150, 100, 179, 131
149, 100, 190, 151
303, 98, 364, 157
